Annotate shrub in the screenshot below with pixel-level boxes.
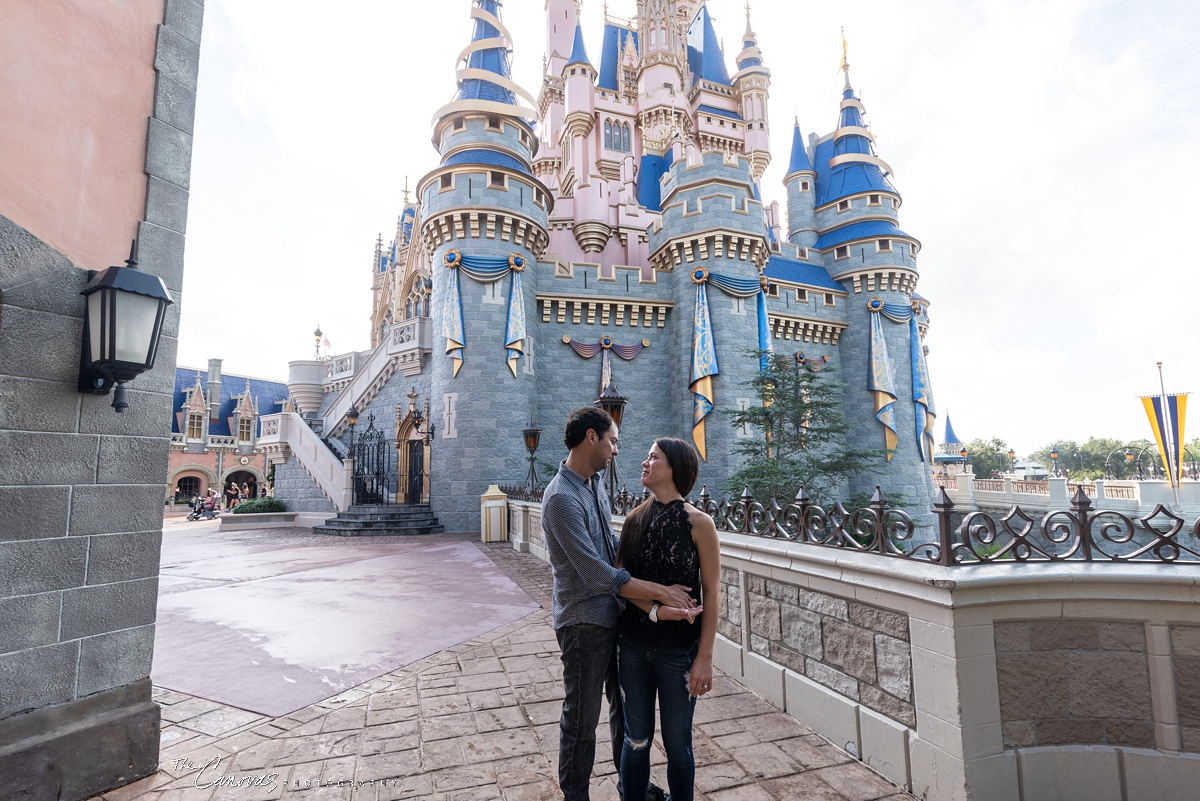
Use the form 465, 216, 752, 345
232, 497, 287, 514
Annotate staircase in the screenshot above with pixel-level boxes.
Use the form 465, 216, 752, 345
312, 504, 444, 537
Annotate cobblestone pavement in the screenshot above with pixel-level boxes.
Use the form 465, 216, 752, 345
92, 526, 912, 801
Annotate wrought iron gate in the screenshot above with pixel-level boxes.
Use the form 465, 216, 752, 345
352, 414, 394, 505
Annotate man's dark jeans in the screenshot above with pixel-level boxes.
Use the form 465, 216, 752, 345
557, 623, 623, 801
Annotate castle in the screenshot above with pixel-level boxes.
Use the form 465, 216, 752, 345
271, 0, 939, 532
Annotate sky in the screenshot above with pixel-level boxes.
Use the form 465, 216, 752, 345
179, 0, 1200, 456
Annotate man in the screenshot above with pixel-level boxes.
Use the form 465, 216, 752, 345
542, 407, 696, 801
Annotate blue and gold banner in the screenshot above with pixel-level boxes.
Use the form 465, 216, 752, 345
1142, 394, 1188, 488
910, 316, 936, 462
867, 298, 899, 460
690, 269, 719, 462
441, 250, 528, 377
686, 268, 772, 461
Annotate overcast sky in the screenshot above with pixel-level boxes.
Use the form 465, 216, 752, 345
179, 0, 1200, 455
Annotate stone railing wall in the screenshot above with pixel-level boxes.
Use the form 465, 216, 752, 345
503, 495, 1200, 800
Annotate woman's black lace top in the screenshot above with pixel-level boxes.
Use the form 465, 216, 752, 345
618, 499, 702, 648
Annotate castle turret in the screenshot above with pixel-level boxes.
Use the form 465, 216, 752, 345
649, 151, 770, 490
559, 18, 610, 253
784, 121, 817, 251
421, 0, 550, 531
812, 54, 934, 523
205, 358, 222, 425
733, 7, 771, 180
545, 0, 578, 80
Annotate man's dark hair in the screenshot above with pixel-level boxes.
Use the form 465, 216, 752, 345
563, 406, 615, 450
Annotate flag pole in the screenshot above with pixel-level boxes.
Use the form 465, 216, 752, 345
1158, 361, 1182, 507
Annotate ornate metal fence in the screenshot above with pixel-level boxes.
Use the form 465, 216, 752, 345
501, 480, 1200, 566
351, 414, 395, 505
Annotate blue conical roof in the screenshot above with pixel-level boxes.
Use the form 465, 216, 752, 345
813, 83, 898, 206
942, 414, 962, 446
687, 6, 731, 87
786, 121, 813, 177
453, 0, 516, 105
566, 22, 592, 69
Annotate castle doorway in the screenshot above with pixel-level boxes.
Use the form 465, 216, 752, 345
395, 388, 431, 504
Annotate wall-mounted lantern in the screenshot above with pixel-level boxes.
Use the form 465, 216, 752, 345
78, 240, 173, 413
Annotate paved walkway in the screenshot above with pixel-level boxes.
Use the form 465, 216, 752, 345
91, 523, 912, 801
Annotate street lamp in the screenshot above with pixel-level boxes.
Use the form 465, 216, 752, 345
314, 326, 323, 359
596, 382, 629, 501
522, 415, 542, 492
346, 404, 360, 455
1104, 447, 1134, 479
959, 447, 969, 474
1050, 448, 1060, 477
1007, 448, 1016, 472
78, 240, 174, 413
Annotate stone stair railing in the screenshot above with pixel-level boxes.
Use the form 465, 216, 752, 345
258, 411, 353, 510
320, 317, 431, 438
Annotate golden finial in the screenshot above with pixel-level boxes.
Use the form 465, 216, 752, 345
839, 27, 851, 87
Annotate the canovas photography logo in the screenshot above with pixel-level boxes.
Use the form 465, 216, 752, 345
170, 754, 403, 791
171, 756, 280, 791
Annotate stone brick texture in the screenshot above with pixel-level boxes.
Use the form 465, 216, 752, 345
743, 574, 915, 728
994, 620, 1154, 749
717, 565, 743, 643
1172, 625, 1200, 752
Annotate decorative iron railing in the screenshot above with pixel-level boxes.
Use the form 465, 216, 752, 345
498, 485, 544, 503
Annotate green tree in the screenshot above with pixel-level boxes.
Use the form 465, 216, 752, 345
962, 437, 1013, 479
725, 351, 886, 506
1030, 437, 1157, 480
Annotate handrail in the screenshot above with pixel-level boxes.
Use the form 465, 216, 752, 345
321, 318, 430, 435
259, 412, 353, 510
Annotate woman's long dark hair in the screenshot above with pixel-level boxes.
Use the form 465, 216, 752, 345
615, 437, 699, 569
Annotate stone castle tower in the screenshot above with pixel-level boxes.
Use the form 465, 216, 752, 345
282, 0, 938, 532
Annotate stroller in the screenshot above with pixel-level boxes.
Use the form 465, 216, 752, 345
186, 494, 220, 521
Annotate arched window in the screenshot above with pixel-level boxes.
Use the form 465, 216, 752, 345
187, 412, 203, 440
621, 123, 631, 152
604, 121, 613, 150
650, 29, 657, 47
405, 301, 414, 319
405, 276, 431, 319
422, 295, 430, 317
176, 476, 200, 500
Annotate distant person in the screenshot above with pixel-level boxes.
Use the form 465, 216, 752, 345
241, 483, 250, 504
541, 406, 696, 801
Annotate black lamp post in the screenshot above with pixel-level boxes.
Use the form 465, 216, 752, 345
522, 415, 542, 491
78, 240, 173, 413
1104, 447, 1134, 479
596, 382, 629, 501
314, 326, 323, 360
1050, 448, 1060, 477
1007, 448, 1016, 473
346, 404, 360, 455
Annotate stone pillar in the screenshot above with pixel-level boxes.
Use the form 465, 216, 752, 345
0, 1, 204, 798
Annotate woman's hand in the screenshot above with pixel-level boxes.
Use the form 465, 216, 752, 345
688, 653, 714, 697
656, 604, 703, 624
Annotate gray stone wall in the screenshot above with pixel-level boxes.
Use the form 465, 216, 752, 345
0, 2, 203, 797
271, 457, 336, 513
1172, 625, 1200, 752
995, 620, 1154, 749
738, 574, 916, 728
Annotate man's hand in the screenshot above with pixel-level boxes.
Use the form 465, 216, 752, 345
659, 583, 697, 609
657, 604, 703, 624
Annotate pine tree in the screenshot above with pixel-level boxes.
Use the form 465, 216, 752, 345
725, 350, 886, 506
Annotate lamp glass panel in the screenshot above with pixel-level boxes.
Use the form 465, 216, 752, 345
87, 290, 107, 362
113, 291, 161, 364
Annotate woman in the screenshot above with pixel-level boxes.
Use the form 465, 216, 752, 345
616, 438, 720, 801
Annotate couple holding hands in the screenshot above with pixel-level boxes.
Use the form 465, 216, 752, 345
542, 407, 720, 801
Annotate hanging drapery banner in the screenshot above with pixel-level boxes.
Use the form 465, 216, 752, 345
1141, 393, 1188, 490
865, 298, 937, 462
867, 298, 899, 460
441, 250, 528, 378
688, 267, 772, 461
562, 335, 650, 394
